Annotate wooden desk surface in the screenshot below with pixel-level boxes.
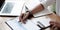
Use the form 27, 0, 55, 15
0, 13, 60, 30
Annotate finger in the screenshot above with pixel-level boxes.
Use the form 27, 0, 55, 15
50, 21, 60, 29
19, 16, 22, 22
21, 13, 29, 24
19, 17, 22, 22
19, 14, 24, 22
50, 21, 59, 26
20, 14, 24, 18
21, 20, 26, 24
52, 24, 56, 29
20, 14, 27, 24
19, 17, 23, 22
50, 21, 55, 25
55, 22, 60, 28
22, 14, 28, 24
21, 12, 30, 24
50, 21, 55, 23
23, 13, 29, 20
23, 18, 27, 24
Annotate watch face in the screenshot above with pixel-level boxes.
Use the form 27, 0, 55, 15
0, 0, 5, 11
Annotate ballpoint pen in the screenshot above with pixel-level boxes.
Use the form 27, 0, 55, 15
40, 25, 52, 30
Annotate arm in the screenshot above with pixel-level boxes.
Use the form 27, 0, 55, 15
31, 0, 56, 14
19, 0, 56, 23
31, 4, 44, 14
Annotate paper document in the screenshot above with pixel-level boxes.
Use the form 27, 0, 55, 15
5, 17, 40, 30
31, 16, 51, 27
5, 16, 51, 30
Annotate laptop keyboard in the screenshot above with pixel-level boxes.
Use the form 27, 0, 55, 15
2, 2, 14, 13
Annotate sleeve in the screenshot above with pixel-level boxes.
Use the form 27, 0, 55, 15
41, 0, 56, 8
33, 0, 56, 17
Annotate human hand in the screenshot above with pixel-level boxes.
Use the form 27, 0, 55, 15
19, 12, 34, 24
50, 21, 60, 29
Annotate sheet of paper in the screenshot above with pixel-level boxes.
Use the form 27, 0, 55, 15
6, 16, 51, 30
6, 17, 40, 30
31, 16, 51, 27
6, 19, 27, 30
21, 20, 40, 30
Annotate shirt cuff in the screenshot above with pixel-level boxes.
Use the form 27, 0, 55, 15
40, 1, 48, 9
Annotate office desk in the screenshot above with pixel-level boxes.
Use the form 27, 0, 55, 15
0, 13, 60, 30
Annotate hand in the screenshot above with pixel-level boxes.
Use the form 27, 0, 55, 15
50, 21, 60, 29
19, 12, 34, 24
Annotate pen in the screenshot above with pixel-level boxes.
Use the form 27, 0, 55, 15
40, 25, 52, 30
37, 24, 42, 28
37, 21, 45, 27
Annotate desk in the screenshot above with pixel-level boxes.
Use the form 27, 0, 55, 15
0, 13, 60, 30
0, 17, 16, 30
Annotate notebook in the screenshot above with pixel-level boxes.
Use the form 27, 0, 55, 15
5, 16, 51, 30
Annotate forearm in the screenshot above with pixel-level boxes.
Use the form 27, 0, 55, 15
30, 0, 55, 14
31, 4, 44, 14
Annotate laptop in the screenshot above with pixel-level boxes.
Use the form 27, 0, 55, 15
0, 0, 5, 11
0, 0, 25, 17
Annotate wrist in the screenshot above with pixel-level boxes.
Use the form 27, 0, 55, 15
27, 11, 34, 19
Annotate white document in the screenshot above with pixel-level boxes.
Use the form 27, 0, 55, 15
5, 16, 51, 30
5, 17, 40, 30
31, 16, 51, 27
